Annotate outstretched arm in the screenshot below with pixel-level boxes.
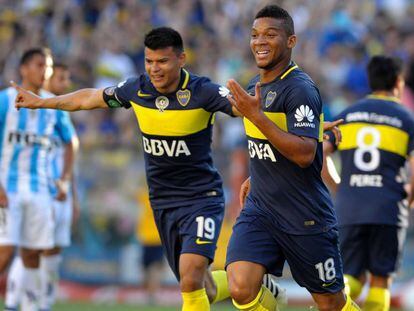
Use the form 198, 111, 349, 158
12, 81, 107, 111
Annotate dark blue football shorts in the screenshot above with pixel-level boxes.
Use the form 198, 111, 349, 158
153, 200, 224, 280
226, 197, 344, 294
339, 224, 406, 278
142, 245, 164, 268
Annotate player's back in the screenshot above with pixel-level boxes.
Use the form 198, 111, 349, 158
0, 87, 56, 194
334, 95, 414, 227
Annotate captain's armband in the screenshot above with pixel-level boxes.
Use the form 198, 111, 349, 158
103, 86, 125, 108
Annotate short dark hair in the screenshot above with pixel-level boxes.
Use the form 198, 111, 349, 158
255, 5, 295, 36
53, 61, 68, 71
144, 27, 184, 54
367, 56, 403, 92
19, 47, 50, 66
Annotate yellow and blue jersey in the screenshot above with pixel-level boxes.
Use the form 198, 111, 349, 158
245, 63, 336, 235
104, 69, 234, 209
329, 95, 414, 227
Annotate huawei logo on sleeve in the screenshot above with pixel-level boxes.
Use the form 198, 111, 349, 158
294, 105, 316, 128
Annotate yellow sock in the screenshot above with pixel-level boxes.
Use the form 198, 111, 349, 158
212, 270, 230, 304
363, 287, 390, 311
182, 288, 210, 311
345, 274, 363, 299
232, 286, 277, 311
342, 294, 361, 311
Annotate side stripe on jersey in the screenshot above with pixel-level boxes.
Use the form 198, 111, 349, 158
29, 109, 47, 192
130, 101, 212, 136
244, 112, 287, 139
338, 122, 409, 157
244, 112, 324, 141
7, 108, 28, 192
0, 91, 9, 163
319, 113, 324, 142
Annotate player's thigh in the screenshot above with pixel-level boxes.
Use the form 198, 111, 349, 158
368, 225, 406, 277
226, 206, 285, 278
21, 194, 54, 249
152, 208, 181, 280
281, 228, 344, 294
0, 193, 23, 246
339, 225, 369, 277
179, 201, 224, 264
53, 198, 73, 248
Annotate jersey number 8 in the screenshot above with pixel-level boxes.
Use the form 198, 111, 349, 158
354, 126, 381, 172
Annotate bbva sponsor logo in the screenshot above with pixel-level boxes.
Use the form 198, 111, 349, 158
142, 137, 191, 157
248, 140, 276, 162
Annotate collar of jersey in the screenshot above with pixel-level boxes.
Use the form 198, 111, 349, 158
366, 94, 401, 104
138, 68, 190, 98
259, 61, 299, 87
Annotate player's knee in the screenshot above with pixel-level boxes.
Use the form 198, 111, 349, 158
20, 248, 41, 268
315, 293, 346, 311
0, 246, 14, 273
180, 273, 204, 292
228, 273, 259, 305
179, 256, 208, 292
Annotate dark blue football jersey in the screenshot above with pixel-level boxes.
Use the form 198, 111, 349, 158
103, 69, 233, 209
245, 63, 337, 235
329, 95, 414, 227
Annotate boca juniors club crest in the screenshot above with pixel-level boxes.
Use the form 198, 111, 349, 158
265, 91, 277, 108
155, 96, 169, 112
176, 89, 191, 107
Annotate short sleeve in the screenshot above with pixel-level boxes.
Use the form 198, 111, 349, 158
285, 84, 322, 140
201, 82, 234, 116
103, 78, 138, 109
406, 113, 414, 156
55, 111, 76, 143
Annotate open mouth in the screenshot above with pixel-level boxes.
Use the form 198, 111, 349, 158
256, 50, 270, 59
152, 75, 164, 82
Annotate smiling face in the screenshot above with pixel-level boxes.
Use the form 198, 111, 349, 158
144, 46, 185, 94
250, 17, 296, 71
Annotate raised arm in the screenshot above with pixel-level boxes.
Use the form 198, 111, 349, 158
12, 81, 107, 111
227, 80, 317, 168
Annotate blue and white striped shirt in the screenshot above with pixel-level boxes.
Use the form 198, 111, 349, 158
0, 87, 74, 194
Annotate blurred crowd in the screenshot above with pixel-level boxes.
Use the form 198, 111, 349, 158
1, 0, 414, 148
2, 0, 414, 283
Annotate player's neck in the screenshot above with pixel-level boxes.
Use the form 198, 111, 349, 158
155, 81, 180, 94
259, 58, 291, 84
371, 90, 398, 98
21, 81, 41, 95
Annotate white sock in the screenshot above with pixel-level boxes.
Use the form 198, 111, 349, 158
5, 257, 24, 309
39, 254, 62, 310
20, 267, 41, 311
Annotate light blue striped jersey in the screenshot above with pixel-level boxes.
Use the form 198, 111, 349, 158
48, 111, 76, 196
0, 87, 74, 194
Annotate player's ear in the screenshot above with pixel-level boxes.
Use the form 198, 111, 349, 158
178, 52, 186, 67
287, 34, 297, 49
394, 74, 405, 98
